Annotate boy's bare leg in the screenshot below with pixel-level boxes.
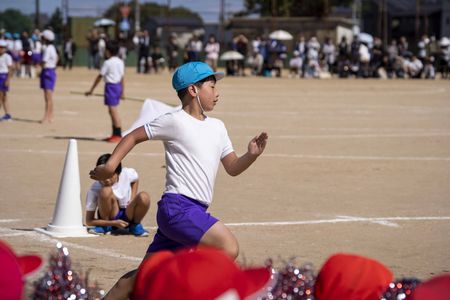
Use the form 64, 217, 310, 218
41, 90, 53, 123
108, 106, 122, 129
0, 92, 9, 115
125, 192, 150, 223
103, 269, 137, 300
200, 221, 239, 259
103, 253, 153, 300
97, 186, 120, 220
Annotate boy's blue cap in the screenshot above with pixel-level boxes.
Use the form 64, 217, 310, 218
172, 62, 224, 92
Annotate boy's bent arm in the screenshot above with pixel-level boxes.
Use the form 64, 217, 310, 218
85, 210, 128, 228
90, 126, 149, 181
221, 132, 268, 176
85, 74, 102, 96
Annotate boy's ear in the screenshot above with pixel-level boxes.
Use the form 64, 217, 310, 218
187, 85, 198, 97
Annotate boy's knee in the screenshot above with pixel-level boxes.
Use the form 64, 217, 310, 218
138, 192, 151, 206
224, 239, 239, 260
99, 186, 113, 200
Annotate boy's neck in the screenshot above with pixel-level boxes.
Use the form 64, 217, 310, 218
182, 101, 206, 121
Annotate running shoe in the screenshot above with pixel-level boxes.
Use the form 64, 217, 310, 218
88, 226, 112, 235
0, 114, 12, 122
104, 135, 122, 143
128, 223, 149, 237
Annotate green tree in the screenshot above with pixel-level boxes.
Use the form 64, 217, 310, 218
46, 8, 64, 38
242, 0, 353, 18
0, 9, 33, 33
103, 2, 202, 27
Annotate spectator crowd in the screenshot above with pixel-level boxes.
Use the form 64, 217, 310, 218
2, 27, 449, 81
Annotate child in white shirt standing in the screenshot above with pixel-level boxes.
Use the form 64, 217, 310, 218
39, 29, 58, 124
0, 40, 13, 121
86, 41, 125, 143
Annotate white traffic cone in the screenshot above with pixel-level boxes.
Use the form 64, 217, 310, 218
35, 139, 93, 237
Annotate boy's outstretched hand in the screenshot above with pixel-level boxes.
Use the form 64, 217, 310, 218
89, 164, 113, 181
248, 132, 268, 156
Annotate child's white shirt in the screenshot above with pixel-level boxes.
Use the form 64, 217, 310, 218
144, 109, 234, 206
101, 56, 124, 84
42, 44, 58, 68
33, 40, 42, 53
85, 167, 139, 211
0, 53, 13, 73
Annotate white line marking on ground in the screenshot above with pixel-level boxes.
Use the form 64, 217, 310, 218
224, 216, 450, 227
0, 219, 21, 223
0, 228, 141, 262
337, 215, 400, 227
2, 132, 450, 140
2, 148, 450, 161
1, 216, 449, 262
274, 133, 450, 139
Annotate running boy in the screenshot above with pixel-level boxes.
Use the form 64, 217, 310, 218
40, 29, 58, 124
0, 39, 13, 121
85, 41, 125, 143
86, 153, 150, 236
90, 61, 268, 299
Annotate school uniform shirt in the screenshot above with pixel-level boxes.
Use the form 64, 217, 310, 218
85, 167, 139, 211
0, 53, 13, 73
205, 42, 220, 60
144, 109, 234, 206
42, 44, 58, 68
100, 56, 124, 84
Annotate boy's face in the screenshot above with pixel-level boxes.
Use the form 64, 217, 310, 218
196, 79, 219, 112
99, 173, 118, 187
0, 47, 6, 55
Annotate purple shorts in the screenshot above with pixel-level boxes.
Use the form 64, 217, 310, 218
98, 207, 130, 222
0, 73, 9, 92
104, 82, 122, 107
40, 68, 56, 91
147, 193, 219, 253
31, 53, 42, 64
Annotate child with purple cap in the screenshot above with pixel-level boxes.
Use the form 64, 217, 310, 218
39, 29, 58, 124
86, 40, 125, 143
0, 39, 13, 121
90, 61, 268, 299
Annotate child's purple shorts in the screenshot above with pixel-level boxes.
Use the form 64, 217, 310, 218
98, 207, 129, 222
146, 193, 219, 253
40, 68, 56, 91
104, 82, 122, 107
31, 52, 42, 64
0, 73, 9, 92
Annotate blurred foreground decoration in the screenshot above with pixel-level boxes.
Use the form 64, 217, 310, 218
33, 242, 104, 300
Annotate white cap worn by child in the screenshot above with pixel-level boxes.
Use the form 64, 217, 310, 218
41, 30, 55, 42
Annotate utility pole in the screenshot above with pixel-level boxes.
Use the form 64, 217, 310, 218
219, 0, 225, 46
35, 0, 40, 29
135, 0, 140, 32
383, 0, 388, 47
415, 0, 421, 40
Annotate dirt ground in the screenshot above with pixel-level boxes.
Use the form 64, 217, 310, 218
1, 67, 449, 297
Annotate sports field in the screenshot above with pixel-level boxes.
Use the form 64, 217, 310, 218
1, 68, 449, 294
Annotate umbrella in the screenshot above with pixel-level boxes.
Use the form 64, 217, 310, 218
94, 18, 116, 27
358, 32, 373, 46
269, 30, 293, 41
220, 51, 244, 61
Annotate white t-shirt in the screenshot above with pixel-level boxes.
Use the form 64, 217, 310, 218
42, 44, 58, 68
85, 167, 139, 211
0, 53, 13, 73
205, 42, 220, 60
101, 56, 124, 84
144, 109, 234, 206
